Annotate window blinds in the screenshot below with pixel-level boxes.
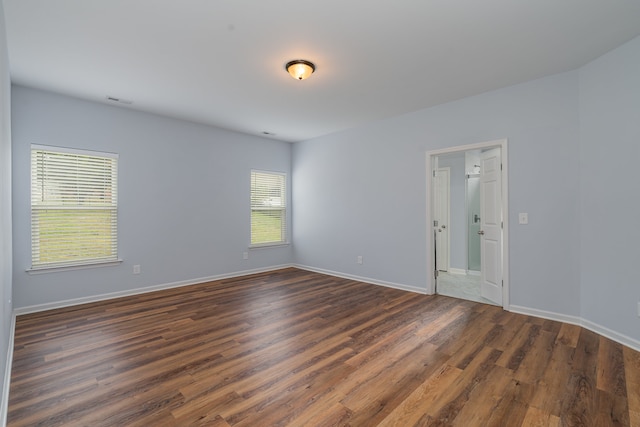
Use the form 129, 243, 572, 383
250, 170, 287, 246
31, 146, 118, 269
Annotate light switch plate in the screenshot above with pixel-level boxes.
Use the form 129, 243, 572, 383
518, 213, 528, 225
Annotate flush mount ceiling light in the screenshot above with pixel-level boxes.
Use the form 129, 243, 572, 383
285, 60, 315, 80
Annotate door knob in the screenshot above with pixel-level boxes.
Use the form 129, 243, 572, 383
441, 225, 446, 229
477, 230, 485, 235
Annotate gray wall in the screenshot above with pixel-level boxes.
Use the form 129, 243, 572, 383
11, 86, 293, 308
293, 35, 640, 346
579, 36, 640, 341
293, 70, 582, 316
7, 32, 639, 357
0, 1, 13, 412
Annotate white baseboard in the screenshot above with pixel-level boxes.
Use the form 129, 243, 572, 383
510, 305, 640, 353
14, 264, 294, 315
293, 269, 640, 353
580, 318, 640, 354
448, 268, 467, 275
1, 313, 16, 427
509, 305, 582, 326
293, 264, 427, 295
7, 265, 640, 417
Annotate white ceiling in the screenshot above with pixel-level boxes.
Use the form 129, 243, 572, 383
4, 1, 640, 142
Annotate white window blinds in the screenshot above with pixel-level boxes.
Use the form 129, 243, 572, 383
31, 146, 119, 269
250, 170, 287, 246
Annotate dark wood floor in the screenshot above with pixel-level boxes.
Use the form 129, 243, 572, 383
7, 268, 640, 426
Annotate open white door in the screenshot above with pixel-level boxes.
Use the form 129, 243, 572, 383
479, 148, 503, 305
433, 167, 450, 272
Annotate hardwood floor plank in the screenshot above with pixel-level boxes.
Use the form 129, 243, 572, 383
376, 364, 462, 427
520, 405, 561, 427
7, 268, 640, 426
447, 365, 515, 425
529, 342, 576, 417
292, 401, 353, 427
560, 328, 605, 426
340, 343, 447, 426
513, 329, 557, 385
171, 391, 242, 426
598, 336, 628, 397
496, 322, 542, 371
624, 346, 640, 427
484, 376, 535, 427
555, 322, 581, 348
423, 346, 503, 424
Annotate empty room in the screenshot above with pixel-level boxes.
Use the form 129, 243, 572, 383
0, 1, 639, 426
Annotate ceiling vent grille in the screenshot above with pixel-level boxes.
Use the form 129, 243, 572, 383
105, 96, 133, 105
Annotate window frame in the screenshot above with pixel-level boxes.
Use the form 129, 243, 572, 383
29, 144, 121, 272
250, 169, 288, 248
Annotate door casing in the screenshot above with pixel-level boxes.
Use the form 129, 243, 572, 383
426, 139, 509, 309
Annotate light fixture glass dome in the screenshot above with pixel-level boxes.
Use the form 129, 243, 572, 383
286, 60, 315, 80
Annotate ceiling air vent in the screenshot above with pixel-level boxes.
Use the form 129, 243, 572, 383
105, 96, 133, 105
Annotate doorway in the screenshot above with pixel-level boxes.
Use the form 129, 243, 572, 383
426, 139, 509, 308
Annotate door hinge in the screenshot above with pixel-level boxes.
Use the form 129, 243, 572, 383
501, 163, 503, 171
501, 221, 503, 229
501, 280, 504, 287
433, 170, 436, 177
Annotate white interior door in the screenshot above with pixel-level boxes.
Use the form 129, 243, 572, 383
434, 167, 450, 272
479, 148, 503, 305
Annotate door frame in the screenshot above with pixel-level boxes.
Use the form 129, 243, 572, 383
426, 139, 510, 310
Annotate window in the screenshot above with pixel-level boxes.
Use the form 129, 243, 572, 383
250, 170, 287, 246
31, 145, 119, 270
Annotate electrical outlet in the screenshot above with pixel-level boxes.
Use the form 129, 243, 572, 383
133, 264, 141, 275
243, 252, 249, 260
357, 255, 363, 264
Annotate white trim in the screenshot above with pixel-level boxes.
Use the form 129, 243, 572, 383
5, 265, 640, 410
426, 138, 510, 311
1, 314, 16, 427
448, 268, 467, 275
27, 259, 123, 274
580, 318, 640, 353
14, 264, 293, 315
248, 242, 290, 250
294, 264, 428, 295
509, 305, 582, 326
293, 266, 640, 353
510, 305, 640, 353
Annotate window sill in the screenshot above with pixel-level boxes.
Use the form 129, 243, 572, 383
249, 242, 290, 250
27, 259, 123, 275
